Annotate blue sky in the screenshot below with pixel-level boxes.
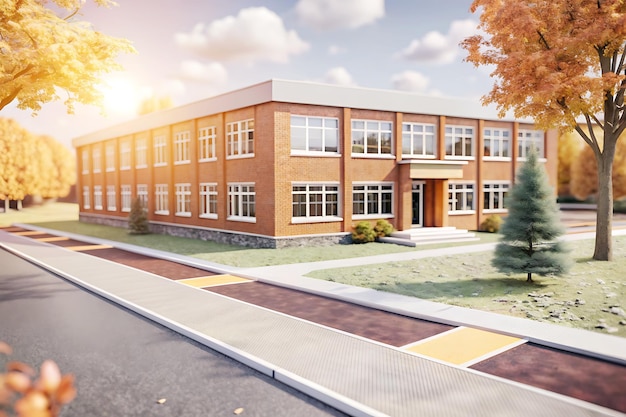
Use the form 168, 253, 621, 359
5, 0, 492, 148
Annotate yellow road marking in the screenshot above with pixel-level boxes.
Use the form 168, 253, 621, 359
66, 244, 113, 251
404, 327, 524, 366
178, 275, 251, 288
35, 236, 70, 242
12, 231, 46, 236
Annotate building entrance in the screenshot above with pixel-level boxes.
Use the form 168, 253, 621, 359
412, 181, 425, 226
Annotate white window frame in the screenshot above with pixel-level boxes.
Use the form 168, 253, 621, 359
105, 143, 115, 172
402, 122, 436, 158
106, 185, 116, 211
155, 184, 169, 215
121, 185, 132, 212
137, 184, 148, 209
92, 148, 101, 173
227, 183, 256, 222
290, 115, 340, 155
198, 126, 216, 162
199, 183, 218, 219
120, 140, 131, 170
226, 119, 254, 159
483, 128, 511, 160
94, 186, 103, 210
81, 150, 89, 174
175, 183, 192, 217
351, 119, 394, 157
153, 135, 167, 167
518, 129, 546, 160
291, 182, 342, 224
352, 182, 394, 219
135, 138, 147, 169
448, 181, 475, 214
82, 186, 90, 209
445, 125, 475, 159
174, 131, 191, 165
483, 181, 510, 213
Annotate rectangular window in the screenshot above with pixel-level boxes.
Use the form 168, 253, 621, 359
105, 143, 115, 172
448, 182, 475, 213
135, 138, 147, 168
119, 140, 131, 170
198, 126, 216, 161
291, 115, 339, 154
228, 183, 255, 221
483, 182, 509, 212
351, 120, 393, 156
121, 185, 132, 212
402, 123, 436, 158
137, 184, 148, 209
199, 183, 218, 219
155, 184, 169, 215
445, 125, 474, 158
292, 183, 340, 222
518, 129, 545, 159
352, 183, 393, 218
81, 150, 89, 174
175, 183, 191, 216
92, 148, 101, 173
226, 119, 254, 158
154, 135, 167, 166
483, 128, 511, 158
106, 185, 116, 211
94, 186, 103, 210
82, 186, 90, 209
174, 131, 191, 164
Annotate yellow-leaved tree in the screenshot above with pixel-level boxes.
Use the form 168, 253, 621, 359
463, 0, 626, 261
0, 0, 135, 114
557, 130, 582, 197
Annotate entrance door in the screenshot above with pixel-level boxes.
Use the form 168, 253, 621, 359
412, 182, 424, 227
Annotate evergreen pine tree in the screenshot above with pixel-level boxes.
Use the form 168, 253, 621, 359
492, 147, 571, 282
128, 198, 150, 235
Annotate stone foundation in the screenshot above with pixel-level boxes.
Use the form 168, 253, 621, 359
79, 214, 351, 248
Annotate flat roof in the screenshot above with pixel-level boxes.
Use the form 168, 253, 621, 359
72, 79, 532, 147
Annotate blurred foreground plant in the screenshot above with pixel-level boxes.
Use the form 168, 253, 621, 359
0, 342, 75, 417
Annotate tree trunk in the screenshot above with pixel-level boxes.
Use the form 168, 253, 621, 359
527, 272, 533, 282
593, 140, 616, 261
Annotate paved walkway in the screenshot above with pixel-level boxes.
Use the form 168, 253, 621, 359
1, 222, 626, 416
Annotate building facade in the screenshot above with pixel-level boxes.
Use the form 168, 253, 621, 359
73, 79, 557, 248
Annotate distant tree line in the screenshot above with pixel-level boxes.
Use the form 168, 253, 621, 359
0, 118, 75, 211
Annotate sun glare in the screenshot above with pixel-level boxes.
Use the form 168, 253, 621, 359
99, 75, 145, 117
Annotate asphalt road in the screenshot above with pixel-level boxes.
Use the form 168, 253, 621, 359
0, 248, 346, 417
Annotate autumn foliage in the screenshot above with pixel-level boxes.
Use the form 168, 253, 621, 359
0, 342, 76, 417
463, 0, 626, 261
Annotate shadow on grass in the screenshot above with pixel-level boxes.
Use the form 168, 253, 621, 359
371, 276, 552, 300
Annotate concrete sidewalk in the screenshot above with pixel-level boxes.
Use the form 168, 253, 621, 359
2, 228, 626, 417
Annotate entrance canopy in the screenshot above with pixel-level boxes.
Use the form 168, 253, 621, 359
400, 159, 468, 180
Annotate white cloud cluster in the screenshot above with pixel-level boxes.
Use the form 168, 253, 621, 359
391, 70, 429, 93
175, 7, 309, 64
323, 67, 356, 86
398, 19, 478, 64
294, 0, 384, 30
179, 60, 227, 84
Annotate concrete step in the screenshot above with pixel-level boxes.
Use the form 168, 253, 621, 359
380, 227, 479, 247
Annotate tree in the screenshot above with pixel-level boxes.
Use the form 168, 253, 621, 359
463, 0, 626, 261
138, 95, 174, 115
0, 0, 135, 114
557, 130, 582, 196
0, 119, 37, 211
492, 148, 571, 282
127, 198, 150, 235
570, 133, 626, 200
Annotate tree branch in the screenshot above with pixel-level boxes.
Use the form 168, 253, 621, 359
537, 30, 551, 50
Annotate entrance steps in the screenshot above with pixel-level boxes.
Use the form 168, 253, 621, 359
379, 227, 479, 247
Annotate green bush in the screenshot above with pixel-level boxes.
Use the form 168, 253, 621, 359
374, 219, 394, 237
614, 198, 626, 214
480, 214, 502, 233
128, 198, 150, 235
351, 221, 376, 243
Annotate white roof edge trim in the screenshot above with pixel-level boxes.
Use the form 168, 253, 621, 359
73, 79, 535, 148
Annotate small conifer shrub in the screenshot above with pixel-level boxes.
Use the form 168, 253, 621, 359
128, 198, 150, 235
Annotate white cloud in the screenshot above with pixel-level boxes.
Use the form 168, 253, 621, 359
294, 0, 384, 30
323, 67, 356, 86
391, 71, 430, 93
175, 7, 309, 64
328, 45, 347, 55
398, 19, 478, 64
179, 60, 228, 84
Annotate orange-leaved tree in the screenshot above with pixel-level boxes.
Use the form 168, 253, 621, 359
463, 0, 626, 261
557, 130, 582, 196
0, 0, 135, 114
